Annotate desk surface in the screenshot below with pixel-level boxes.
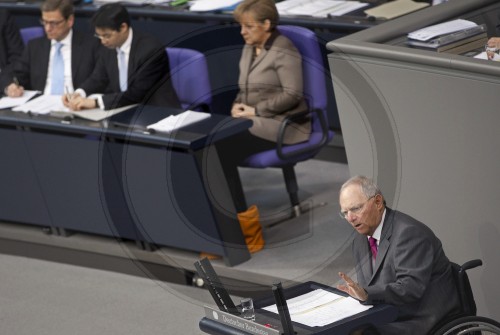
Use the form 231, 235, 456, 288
0, 2, 378, 32
0, 106, 252, 150
199, 281, 398, 335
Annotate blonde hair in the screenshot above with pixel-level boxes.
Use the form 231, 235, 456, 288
233, 0, 279, 30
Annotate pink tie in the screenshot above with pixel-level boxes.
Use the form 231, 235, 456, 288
369, 237, 378, 260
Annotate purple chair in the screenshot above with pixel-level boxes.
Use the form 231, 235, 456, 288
240, 25, 334, 216
19, 26, 45, 46
165, 47, 212, 112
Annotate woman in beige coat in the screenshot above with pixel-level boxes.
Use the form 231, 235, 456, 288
218, 0, 310, 225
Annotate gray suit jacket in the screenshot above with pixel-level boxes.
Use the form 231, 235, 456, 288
353, 208, 461, 334
234, 32, 310, 144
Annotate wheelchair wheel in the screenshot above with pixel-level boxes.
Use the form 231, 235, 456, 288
434, 316, 500, 335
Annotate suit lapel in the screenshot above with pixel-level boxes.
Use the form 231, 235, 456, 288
369, 209, 394, 284
40, 40, 51, 88
71, 33, 81, 83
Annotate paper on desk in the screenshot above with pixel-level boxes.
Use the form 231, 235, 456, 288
262, 289, 372, 327
473, 51, 500, 61
329, 2, 368, 17
147, 110, 211, 133
189, 0, 242, 12
365, 0, 429, 20
11, 94, 137, 121
408, 19, 477, 41
12, 94, 65, 114
70, 104, 138, 121
276, 0, 367, 18
0, 90, 39, 110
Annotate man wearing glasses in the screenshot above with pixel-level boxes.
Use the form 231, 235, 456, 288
63, 3, 179, 110
0, 0, 101, 97
337, 175, 460, 334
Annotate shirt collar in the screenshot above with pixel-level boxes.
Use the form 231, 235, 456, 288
51, 29, 73, 47
369, 208, 386, 242
263, 30, 280, 51
117, 27, 133, 54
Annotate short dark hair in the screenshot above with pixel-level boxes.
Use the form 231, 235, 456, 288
41, 0, 74, 19
91, 3, 130, 31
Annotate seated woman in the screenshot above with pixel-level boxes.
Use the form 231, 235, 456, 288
216, 0, 310, 252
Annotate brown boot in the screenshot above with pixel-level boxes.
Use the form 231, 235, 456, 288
237, 205, 265, 253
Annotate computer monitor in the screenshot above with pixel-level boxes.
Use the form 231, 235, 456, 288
194, 258, 239, 315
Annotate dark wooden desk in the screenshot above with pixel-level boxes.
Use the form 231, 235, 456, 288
199, 281, 399, 335
0, 105, 252, 266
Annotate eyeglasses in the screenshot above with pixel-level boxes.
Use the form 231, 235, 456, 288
94, 32, 115, 40
39, 18, 66, 28
339, 195, 375, 220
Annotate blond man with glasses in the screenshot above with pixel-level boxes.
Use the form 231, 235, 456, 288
0, 0, 101, 96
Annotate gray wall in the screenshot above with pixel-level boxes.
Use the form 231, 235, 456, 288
327, 0, 500, 319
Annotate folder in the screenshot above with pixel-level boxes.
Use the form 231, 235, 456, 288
364, 0, 429, 20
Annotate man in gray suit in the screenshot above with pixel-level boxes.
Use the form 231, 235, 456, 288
337, 175, 461, 334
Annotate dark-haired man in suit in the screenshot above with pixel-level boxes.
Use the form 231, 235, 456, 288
0, 9, 24, 86
337, 175, 461, 334
64, 3, 179, 110
1, 0, 101, 97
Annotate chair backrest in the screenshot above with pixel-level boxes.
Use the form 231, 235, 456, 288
20, 26, 45, 46
277, 25, 328, 133
165, 47, 212, 112
453, 260, 481, 316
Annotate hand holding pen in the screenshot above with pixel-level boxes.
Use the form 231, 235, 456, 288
5, 77, 24, 97
62, 86, 81, 109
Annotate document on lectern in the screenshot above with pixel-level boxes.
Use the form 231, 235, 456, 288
262, 289, 372, 327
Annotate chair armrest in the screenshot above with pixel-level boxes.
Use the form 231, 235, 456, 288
276, 108, 329, 160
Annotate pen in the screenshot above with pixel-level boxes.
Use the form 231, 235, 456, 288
13, 76, 19, 86
65, 85, 73, 102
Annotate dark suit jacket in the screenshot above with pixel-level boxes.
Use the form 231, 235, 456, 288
234, 31, 310, 144
79, 30, 180, 110
0, 9, 24, 88
353, 208, 461, 335
1, 30, 101, 93
0, 9, 23, 70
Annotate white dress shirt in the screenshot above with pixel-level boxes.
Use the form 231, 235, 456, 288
44, 30, 73, 95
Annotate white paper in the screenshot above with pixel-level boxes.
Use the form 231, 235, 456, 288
276, 0, 367, 18
70, 104, 138, 121
147, 110, 211, 133
262, 289, 372, 327
12, 94, 66, 115
329, 2, 368, 16
408, 19, 477, 42
473, 51, 500, 61
0, 90, 39, 110
189, 0, 241, 11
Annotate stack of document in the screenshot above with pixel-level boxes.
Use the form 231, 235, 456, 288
407, 19, 487, 54
12, 94, 66, 115
189, 0, 242, 12
262, 289, 372, 327
276, 0, 368, 18
147, 110, 210, 133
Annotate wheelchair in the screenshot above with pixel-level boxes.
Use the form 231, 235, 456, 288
431, 259, 500, 335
